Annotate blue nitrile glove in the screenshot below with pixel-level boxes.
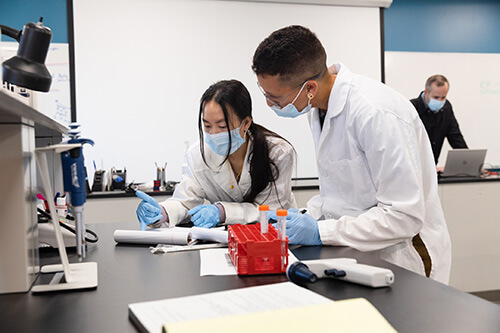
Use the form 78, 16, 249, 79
271, 211, 322, 246
188, 204, 220, 229
136, 190, 163, 231
268, 208, 299, 221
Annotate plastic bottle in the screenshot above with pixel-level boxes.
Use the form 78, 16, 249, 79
276, 209, 287, 241
56, 196, 67, 222
276, 209, 288, 271
259, 205, 269, 234
181, 141, 190, 177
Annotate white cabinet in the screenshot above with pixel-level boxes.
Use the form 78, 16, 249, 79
439, 179, 500, 292
0, 90, 67, 294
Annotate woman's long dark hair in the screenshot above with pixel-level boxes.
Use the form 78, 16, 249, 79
198, 79, 292, 203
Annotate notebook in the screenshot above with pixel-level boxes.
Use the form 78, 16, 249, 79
441, 149, 487, 177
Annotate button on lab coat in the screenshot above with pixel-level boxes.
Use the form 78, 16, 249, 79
308, 64, 451, 283
160, 135, 296, 226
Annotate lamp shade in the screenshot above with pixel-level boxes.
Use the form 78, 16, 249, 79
2, 21, 52, 92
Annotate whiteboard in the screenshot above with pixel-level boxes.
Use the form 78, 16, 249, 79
385, 51, 500, 167
73, 0, 382, 183
0, 42, 71, 125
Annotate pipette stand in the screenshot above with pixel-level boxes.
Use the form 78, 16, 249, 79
32, 144, 98, 293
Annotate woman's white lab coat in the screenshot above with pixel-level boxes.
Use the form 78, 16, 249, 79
159, 135, 296, 226
307, 64, 451, 283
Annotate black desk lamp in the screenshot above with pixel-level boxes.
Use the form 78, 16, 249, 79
1, 17, 52, 92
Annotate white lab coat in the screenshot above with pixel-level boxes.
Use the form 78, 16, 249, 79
159, 135, 297, 226
308, 63, 451, 284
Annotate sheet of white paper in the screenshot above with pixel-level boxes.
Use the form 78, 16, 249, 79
199, 248, 299, 276
199, 248, 237, 276
113, 228, 191, 245
128, 282, 332, 333
151, 243, 226, 254
190, 227, 228, 244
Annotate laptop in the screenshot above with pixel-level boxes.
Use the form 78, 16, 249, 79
441, 149, 487, 178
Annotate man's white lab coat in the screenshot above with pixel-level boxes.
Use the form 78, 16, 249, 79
160, 135, 296, 226
308, 63, 451, 283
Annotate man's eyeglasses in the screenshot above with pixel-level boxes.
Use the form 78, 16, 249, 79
257, 73, 322, 108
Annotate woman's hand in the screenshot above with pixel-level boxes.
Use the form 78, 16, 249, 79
136, 190, 163, 231
188, 204, 220, 228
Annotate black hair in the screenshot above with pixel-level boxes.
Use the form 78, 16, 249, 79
198, 79, 293, 203
252, 25, 327, 86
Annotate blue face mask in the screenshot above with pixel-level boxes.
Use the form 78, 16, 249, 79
270, 81, 313, 118
205, 126, 246, 156
428, 98, 446, 112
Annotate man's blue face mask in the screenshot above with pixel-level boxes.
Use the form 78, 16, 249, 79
269, 81, 313, 118
258, 74, 320, 118
422, 91, 446, 113
428, 98, 446, 112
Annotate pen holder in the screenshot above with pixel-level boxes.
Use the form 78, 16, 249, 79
111, 168, 126, 191
156, 168, 166, 191
91, 170, 105, 192
228, 224, 288, 275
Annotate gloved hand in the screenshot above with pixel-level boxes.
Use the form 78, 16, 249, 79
271, 210, 322, 246
268, 208, 299, 221
188, 204, 220, 229
136, 190, 163, 231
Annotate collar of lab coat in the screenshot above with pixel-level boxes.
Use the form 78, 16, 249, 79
210, 136, 253, 201
326, 63, 352, 119
308, 63, 352, 143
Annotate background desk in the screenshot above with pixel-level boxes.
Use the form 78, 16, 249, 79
438, 176, 500, 292
84, 179, 321, 224
0, 222, 498, 332
85, 177, 500, 293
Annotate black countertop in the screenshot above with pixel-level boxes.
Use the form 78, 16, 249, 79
0, 222, 499, 332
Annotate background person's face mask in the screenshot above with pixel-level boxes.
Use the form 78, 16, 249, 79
271, 81, 312, 118
205, 126, 246, 156
428, 98, 446, 112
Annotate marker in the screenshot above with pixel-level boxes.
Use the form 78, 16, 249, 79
37, 193, 50, 211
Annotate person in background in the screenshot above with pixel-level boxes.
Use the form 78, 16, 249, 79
136, 79, 296, 229
410, 75, 468, 165
252, 25, 451, 283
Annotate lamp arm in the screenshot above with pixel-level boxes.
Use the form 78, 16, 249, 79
0, 24, 21, 42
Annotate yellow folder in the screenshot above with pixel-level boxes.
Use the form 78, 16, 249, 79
162, 298, 396, 333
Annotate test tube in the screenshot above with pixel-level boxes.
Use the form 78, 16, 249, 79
276, 209, 287, 241
259, 205, 269, 234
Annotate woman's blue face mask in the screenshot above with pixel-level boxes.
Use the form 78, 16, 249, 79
205, 124, 246, 156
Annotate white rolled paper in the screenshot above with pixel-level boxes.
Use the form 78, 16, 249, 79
113, 228, 191, 245
190, 227, 228, 244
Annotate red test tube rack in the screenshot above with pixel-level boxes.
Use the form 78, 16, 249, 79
228, 223, 289, 275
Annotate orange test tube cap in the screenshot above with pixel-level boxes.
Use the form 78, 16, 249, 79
276, 209, 288, 216
259, 205, 269, 211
